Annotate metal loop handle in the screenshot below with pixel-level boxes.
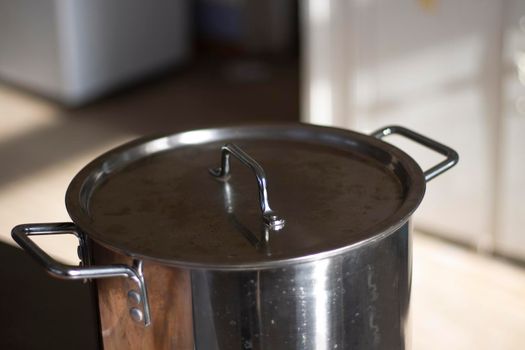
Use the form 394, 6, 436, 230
371, 125, 459, 182
209, 143, 285, 230
11, 223, 151, 326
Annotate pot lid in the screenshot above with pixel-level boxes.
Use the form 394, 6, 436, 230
66, 124, 426, 269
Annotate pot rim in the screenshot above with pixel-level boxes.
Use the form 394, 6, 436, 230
65, 123, 426, 270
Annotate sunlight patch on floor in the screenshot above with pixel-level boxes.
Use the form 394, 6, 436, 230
412, 232, 525, 350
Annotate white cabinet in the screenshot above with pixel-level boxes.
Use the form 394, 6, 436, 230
0, 0, 190, 106
495, 0, 525, 260
302, 0, 525, 259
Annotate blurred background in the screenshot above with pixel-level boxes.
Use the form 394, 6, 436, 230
0, 0, 524, 349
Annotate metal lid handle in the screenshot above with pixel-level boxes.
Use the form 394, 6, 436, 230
209, 143, 285, 230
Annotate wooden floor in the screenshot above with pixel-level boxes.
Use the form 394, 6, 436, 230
412, 233, 525, 350
0, 60, 524, 349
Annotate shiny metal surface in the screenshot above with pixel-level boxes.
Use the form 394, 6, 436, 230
89, 222, 411, 350
65, 124, 427, 269
11, 222, 152, 326
371, 125, 459, 182
192, 223, 411, 350
209, 143, 285, 230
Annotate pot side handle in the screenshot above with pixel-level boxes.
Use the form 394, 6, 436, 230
11, 222, 151, 326
371, 125, 459, 182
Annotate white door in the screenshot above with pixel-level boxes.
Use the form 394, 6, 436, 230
302, 0, 502, 249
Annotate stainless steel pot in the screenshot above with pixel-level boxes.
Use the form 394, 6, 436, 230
12, 124, 458, 350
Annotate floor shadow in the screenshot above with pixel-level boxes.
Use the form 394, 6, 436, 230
0, 242, 99, 350
0, 59, 299, 189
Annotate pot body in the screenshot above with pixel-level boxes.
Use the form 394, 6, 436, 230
92, 222, 411, 350
12, 125, 458, 350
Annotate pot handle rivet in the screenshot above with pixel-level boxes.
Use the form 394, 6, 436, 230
128, 290, 142, 305
130, 308, 144, 323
